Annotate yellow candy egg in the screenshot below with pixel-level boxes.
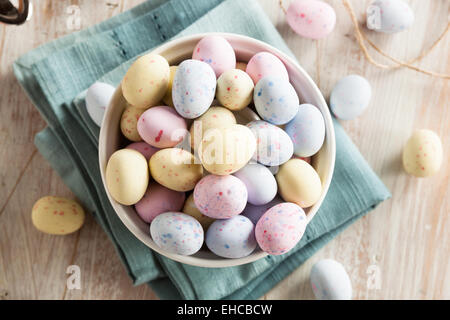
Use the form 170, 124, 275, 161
182, 193, 215, 230
403, 129, 443, 177
31, 196, 85, 235
236, 62, 247, 71
189, 106, 237, 150
149, 148, 203, 192
122, 53, 170, 108
216, 69, 254, 111
106, 149, 149, 205
199, 124, 256, 175
276, 159, 322, 208
162, 65, 178, 107
120, 106, 144, 141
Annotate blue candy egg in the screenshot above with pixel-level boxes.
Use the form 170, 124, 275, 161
242, 196, 284, 225
150, 212, 204, 255
206, 215, 257, 259
253, 76, 299, 125
234, 163, 277, 206
285, 104, 325, 157
172, 59, 216, 119
330, 75, 371, 120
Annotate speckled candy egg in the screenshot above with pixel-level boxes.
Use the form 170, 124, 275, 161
172, 59, 216, 119
367, 0, 414, 34
120, 106, 144, 141
246, 52, 289, 85
182, 193, 215, 231
134, 181, 186, 223
330, 75, 371, 120
122, 53, 170, 108
126, 142, 159, 161
199, 124, 256, 175
254, 76, 299, 125
150, 212, 203, 255
193, 175, 248, 219
243, 196, 284, 225
285, 104, 325, 157
85, 82, 115, 126
216, 69, 254, 111
255, 202, 307, 255
192, 35, 236, 78
137, 106, 187, 148
276, 159, 322, 208
31, 196, 85, 235
162, 66, 178, 107
402, 129, 443, 177
247, 120, 293, 166
234, 163, 277, 206
310, 259, 352, 300
286, 0, 336, 39
189, 106, 236, 150
106, 149, 149, 205
206, 215, 257, 259
149, 148, 203, 192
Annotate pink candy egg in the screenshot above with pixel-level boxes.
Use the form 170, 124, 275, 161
137, 106, 187, 148
192, 35, 236, 78
126, 142, 159, 161
193, 175, 248, 219
246, 52, 289, 84
135, 181, 186, 223
286, 0, 336, 39
255, 202, 307, 255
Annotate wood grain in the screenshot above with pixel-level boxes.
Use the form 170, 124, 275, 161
0, 0, 448, 300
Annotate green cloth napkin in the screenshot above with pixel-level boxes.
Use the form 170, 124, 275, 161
14, 0, 390, 300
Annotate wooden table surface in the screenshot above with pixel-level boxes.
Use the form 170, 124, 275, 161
0, 0, 448, 300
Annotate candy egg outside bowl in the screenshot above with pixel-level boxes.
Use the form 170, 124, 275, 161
99, 33, 336, 268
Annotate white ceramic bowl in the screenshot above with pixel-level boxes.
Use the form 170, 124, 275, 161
99, 33, 335, 268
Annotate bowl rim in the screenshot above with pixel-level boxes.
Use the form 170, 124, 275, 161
99, 32, 336, 268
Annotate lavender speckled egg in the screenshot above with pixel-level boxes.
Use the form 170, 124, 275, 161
134, 182, 186, 223
255, 202, 307, 255
367, 0, 414, 34
234, 163, 277, 206
137, 106, 188, 148
150, 212, 204, 255
246, 52, 289, 85
330, 75, 371, 120
172, 59, 216, 119
126, 142, 159, 161
193, 175, 248, 219
206, 215, 257, 259
285, 104, 325, 157
247, 120, 293, 166
286, 0, 336, 39
254, 76, 299, 125
242, 196, 284, 225
310, 259, 352, 300
192, 35, 236, 78
85, 82, 115, 127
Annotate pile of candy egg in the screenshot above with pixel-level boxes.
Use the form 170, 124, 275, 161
105, 35, 325, 258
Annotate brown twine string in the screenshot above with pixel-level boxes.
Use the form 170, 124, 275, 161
278, 0, 450, 79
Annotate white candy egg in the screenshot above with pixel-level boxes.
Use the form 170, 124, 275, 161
85, 82, 115, 126
367, 0, 414, 34
285, 104, 325, 157
234, 163, 277, 206
310, 259, 352, 300
254, 76, 299, 125
247, 120, 293, 166
172, 59, 216, 119
206, 215, 257, 259
330, 75, 371, 120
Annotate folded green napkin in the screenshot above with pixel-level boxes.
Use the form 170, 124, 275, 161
14, 0, 390, 300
